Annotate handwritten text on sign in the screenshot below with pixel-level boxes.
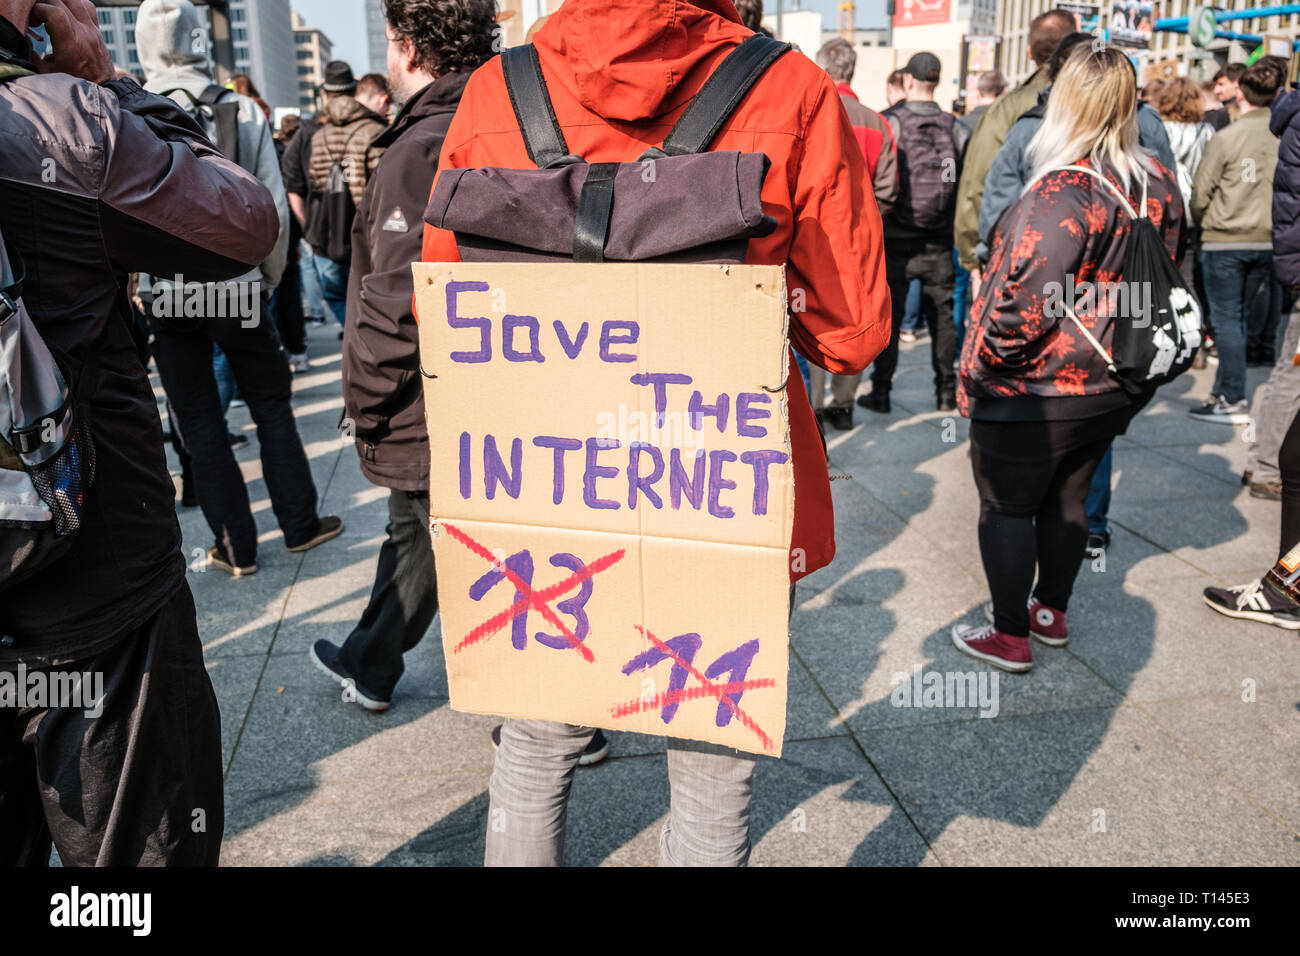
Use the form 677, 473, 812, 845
415, 263, 793, 755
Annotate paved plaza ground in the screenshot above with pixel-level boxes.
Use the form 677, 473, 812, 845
172, 326, 1299, 866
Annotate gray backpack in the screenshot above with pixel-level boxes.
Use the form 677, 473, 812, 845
0, 229, 99, 588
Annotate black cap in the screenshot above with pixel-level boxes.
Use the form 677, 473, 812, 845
903, 52, 941, 84
322, 61, 357, 93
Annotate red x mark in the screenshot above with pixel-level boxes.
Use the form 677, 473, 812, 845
611, 626, 776, 753
441, 521, 624, 663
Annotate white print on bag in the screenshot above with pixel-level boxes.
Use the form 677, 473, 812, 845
1144, 286, 1203, 379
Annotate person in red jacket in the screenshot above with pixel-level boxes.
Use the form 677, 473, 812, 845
807, 36, 898, 431
420, 0, 889, 866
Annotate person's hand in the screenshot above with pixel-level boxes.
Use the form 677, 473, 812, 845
969, 267, 982, 300
30, 0, 114, 85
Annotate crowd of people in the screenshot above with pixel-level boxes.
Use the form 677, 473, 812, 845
0, 0, 1292, 869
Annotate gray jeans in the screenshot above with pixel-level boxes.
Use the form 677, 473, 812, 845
485, 720, 757, 866
1246, 307, 1300, 483
806, 365, 861, 411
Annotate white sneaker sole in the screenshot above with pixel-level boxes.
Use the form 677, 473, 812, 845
983, 603, 1068, 646
951, 625, 1033, 673
1188, 411, 1252, 426
308, 644, 391, 711
1202, 594, 1300, 630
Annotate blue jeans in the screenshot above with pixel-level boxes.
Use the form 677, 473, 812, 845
313, 253, 350, 327
901, 277, 922, 332
298, 239, 327, 319
213, 346, 238, 413
485, 719, 757, 866
952, 247, 970, 345
1085, 443, 1113, 535
1203, 248, 1274, 404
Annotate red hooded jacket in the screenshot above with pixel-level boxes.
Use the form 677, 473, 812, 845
420, 0, 891, 580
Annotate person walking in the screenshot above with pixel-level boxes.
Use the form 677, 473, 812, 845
806, 37, 897, 431
1241, 85, 1300, 501
421, 0, 889, 866
137, 0, 344, 577
298, 61, 387, 330
1190, 61, 1282, 425
859, 51, 968, 414
310, 0, 496, 712
0, 0, 279, 865
954, 8, 1074, 286
952, 45, 1186, 674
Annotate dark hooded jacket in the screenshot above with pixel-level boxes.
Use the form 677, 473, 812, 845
1271, 89, 1300, 287
0, 17, 277, 663
342, 72, 472, 490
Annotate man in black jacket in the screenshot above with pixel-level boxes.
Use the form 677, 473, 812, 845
309, 0, 496, 710
0, 0, 278, 865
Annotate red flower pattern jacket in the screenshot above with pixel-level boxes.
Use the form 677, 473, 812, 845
958, 157, 1187, 421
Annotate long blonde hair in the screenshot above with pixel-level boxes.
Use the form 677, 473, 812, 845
1025, 44, 1157, 194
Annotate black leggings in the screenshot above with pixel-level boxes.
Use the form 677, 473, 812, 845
970, 405, 1138, 636
1280, 408, 1300, 560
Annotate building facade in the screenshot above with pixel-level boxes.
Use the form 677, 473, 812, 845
293, 10, 333, 113
999, 0, 1300, 88
367, 0, 387, 74
96, 1, 295, 107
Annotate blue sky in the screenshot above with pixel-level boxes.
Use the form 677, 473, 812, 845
292, 0, 372, 74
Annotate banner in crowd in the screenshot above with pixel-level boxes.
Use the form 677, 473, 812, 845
1109, 0, 1155, 49
893, 0, 950, 29
415, 262, 794, 756
1058, 1, 1101, 34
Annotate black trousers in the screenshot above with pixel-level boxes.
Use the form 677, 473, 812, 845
271, 238, 307, 356
873, 239, 957, 399
151, 296, 320, 566
1281, 408, 1300, 561
0, 583, 223, 866
338, 490, 439, 700
970, 404, 1140, 636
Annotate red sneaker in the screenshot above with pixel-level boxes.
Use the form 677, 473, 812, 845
983, 599, 1070, 647
1027, 598, 1068, 646
951, 623, 1033, 673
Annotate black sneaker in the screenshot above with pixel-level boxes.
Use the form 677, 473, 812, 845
229, 432, 249, 450
936, 393, 957, 412
489, 725, 610, 766
309, 639, 391, 711
1203, 579, 1300, 630
286, 515, 345, 553
1085, 530, 1110, 559
823, 406, 854, 431
856, 389, 891, 414
206, 545, 257, 577
1249, 480, 1283, 501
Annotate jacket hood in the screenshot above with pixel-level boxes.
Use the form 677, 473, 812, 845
324, 94, 384, 127
136, 0, 212, 92
1272, 89, 1300, 137
531, 0, 747, 123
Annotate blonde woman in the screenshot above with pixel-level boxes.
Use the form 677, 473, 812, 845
953, 45, 1186, 673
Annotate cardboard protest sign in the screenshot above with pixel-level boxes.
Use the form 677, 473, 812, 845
414, 263, 793, 756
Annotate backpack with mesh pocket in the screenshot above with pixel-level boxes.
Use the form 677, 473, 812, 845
424, 34, 791, 265
1052, 163, 1202, 395
0, 228, 100, 589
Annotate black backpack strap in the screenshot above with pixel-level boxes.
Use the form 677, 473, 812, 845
200, 85, 240, 166
656, 35, 790, 157
501, 45, 581, 169
573, 163, 618, 262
